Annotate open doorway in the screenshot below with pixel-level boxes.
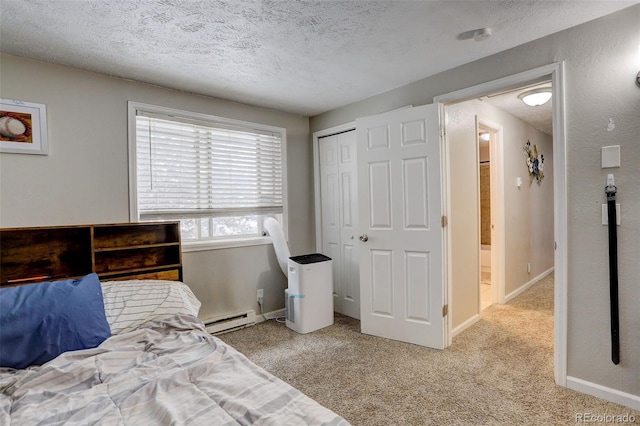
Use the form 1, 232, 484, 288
436, 63, 566, 386
478, 124, 494, 311
445, 80, 554, 324
475, 80, 555, 314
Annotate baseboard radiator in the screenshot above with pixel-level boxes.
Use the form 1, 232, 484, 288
204, 310, 256, 335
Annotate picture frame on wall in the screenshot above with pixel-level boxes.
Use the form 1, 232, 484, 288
0, 99, 48, 155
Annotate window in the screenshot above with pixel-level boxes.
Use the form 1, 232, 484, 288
128, 102, 286, 250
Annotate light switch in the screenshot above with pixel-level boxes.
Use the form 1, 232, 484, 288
516, 177, 522, 188
602, 204, 621, 225
602, 145, 620, 168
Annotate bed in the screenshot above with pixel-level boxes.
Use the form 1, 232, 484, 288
0, 222, 349, 425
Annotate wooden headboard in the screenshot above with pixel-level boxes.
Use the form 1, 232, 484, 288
0, 222, 182, 286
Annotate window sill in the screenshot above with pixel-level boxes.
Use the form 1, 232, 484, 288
181, 236, 273, 252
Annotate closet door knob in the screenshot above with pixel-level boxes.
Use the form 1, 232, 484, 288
359, 234, 369, 242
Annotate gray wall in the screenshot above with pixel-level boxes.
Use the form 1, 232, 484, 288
446, 99, 554, 329
0, 54, 313, 321
311, 6, 640, 399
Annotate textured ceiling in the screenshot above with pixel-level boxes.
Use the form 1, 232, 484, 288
0, 1, 636, 116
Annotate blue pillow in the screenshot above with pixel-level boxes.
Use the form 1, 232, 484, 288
0, 273, 111, 369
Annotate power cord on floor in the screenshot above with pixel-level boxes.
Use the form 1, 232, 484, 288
258, 299, 287, 323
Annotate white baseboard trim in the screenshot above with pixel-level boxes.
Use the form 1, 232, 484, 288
566, 376, 640, 411
451, 313, 481, 338
504, 266, 554, 303
258, 308, 285, 322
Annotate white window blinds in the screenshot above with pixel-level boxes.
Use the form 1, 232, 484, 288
135, 111, 283, 221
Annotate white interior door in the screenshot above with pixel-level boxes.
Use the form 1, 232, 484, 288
319, 130, 360, 319
356, 104, 445, 349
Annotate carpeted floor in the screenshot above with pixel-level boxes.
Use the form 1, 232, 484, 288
219, 274, 639, 425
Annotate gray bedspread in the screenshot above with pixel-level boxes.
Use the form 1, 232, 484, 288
0, 315, 349, 425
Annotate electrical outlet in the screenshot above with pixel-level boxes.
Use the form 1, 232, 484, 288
527, 263, 531, 273
257, 289, 264, 304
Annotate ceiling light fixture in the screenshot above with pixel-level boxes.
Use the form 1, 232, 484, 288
518, 88, 552, 106
479, 131, 490, 141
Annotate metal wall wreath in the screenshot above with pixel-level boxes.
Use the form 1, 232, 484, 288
523, 140, 544, 184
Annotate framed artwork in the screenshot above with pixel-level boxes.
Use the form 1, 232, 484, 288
0, 99, 48, 155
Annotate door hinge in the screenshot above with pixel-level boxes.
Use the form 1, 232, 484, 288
441, 215, 448, 227
440, 126, 446, 137
442, 304, 448, 317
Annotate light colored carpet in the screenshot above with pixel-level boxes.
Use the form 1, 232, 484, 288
219, 274, 639, 425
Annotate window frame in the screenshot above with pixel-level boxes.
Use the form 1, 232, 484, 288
127, 101, 288, 252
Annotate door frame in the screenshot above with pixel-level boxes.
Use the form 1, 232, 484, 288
434, 62, 567, 386
477, 118, 505, 308
312, 121, 356, 253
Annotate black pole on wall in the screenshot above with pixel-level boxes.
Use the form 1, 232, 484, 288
605, 177, 619, 365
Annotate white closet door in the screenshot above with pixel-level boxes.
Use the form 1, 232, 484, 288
319, 130, 360, 319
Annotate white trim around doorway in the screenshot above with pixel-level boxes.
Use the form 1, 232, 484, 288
477, 118, 505, 308
434, 62, 568, 387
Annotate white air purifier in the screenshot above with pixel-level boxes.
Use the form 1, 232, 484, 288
285, 254, 333, 334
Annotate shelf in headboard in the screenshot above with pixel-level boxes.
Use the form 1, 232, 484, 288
93, 223, 180, 249
98, 265, 182, 281
93, 242, 179, 252
0, 227, 92, 284
0, 222, 183, 286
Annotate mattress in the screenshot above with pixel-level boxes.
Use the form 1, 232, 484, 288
0, 314, 349, 425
